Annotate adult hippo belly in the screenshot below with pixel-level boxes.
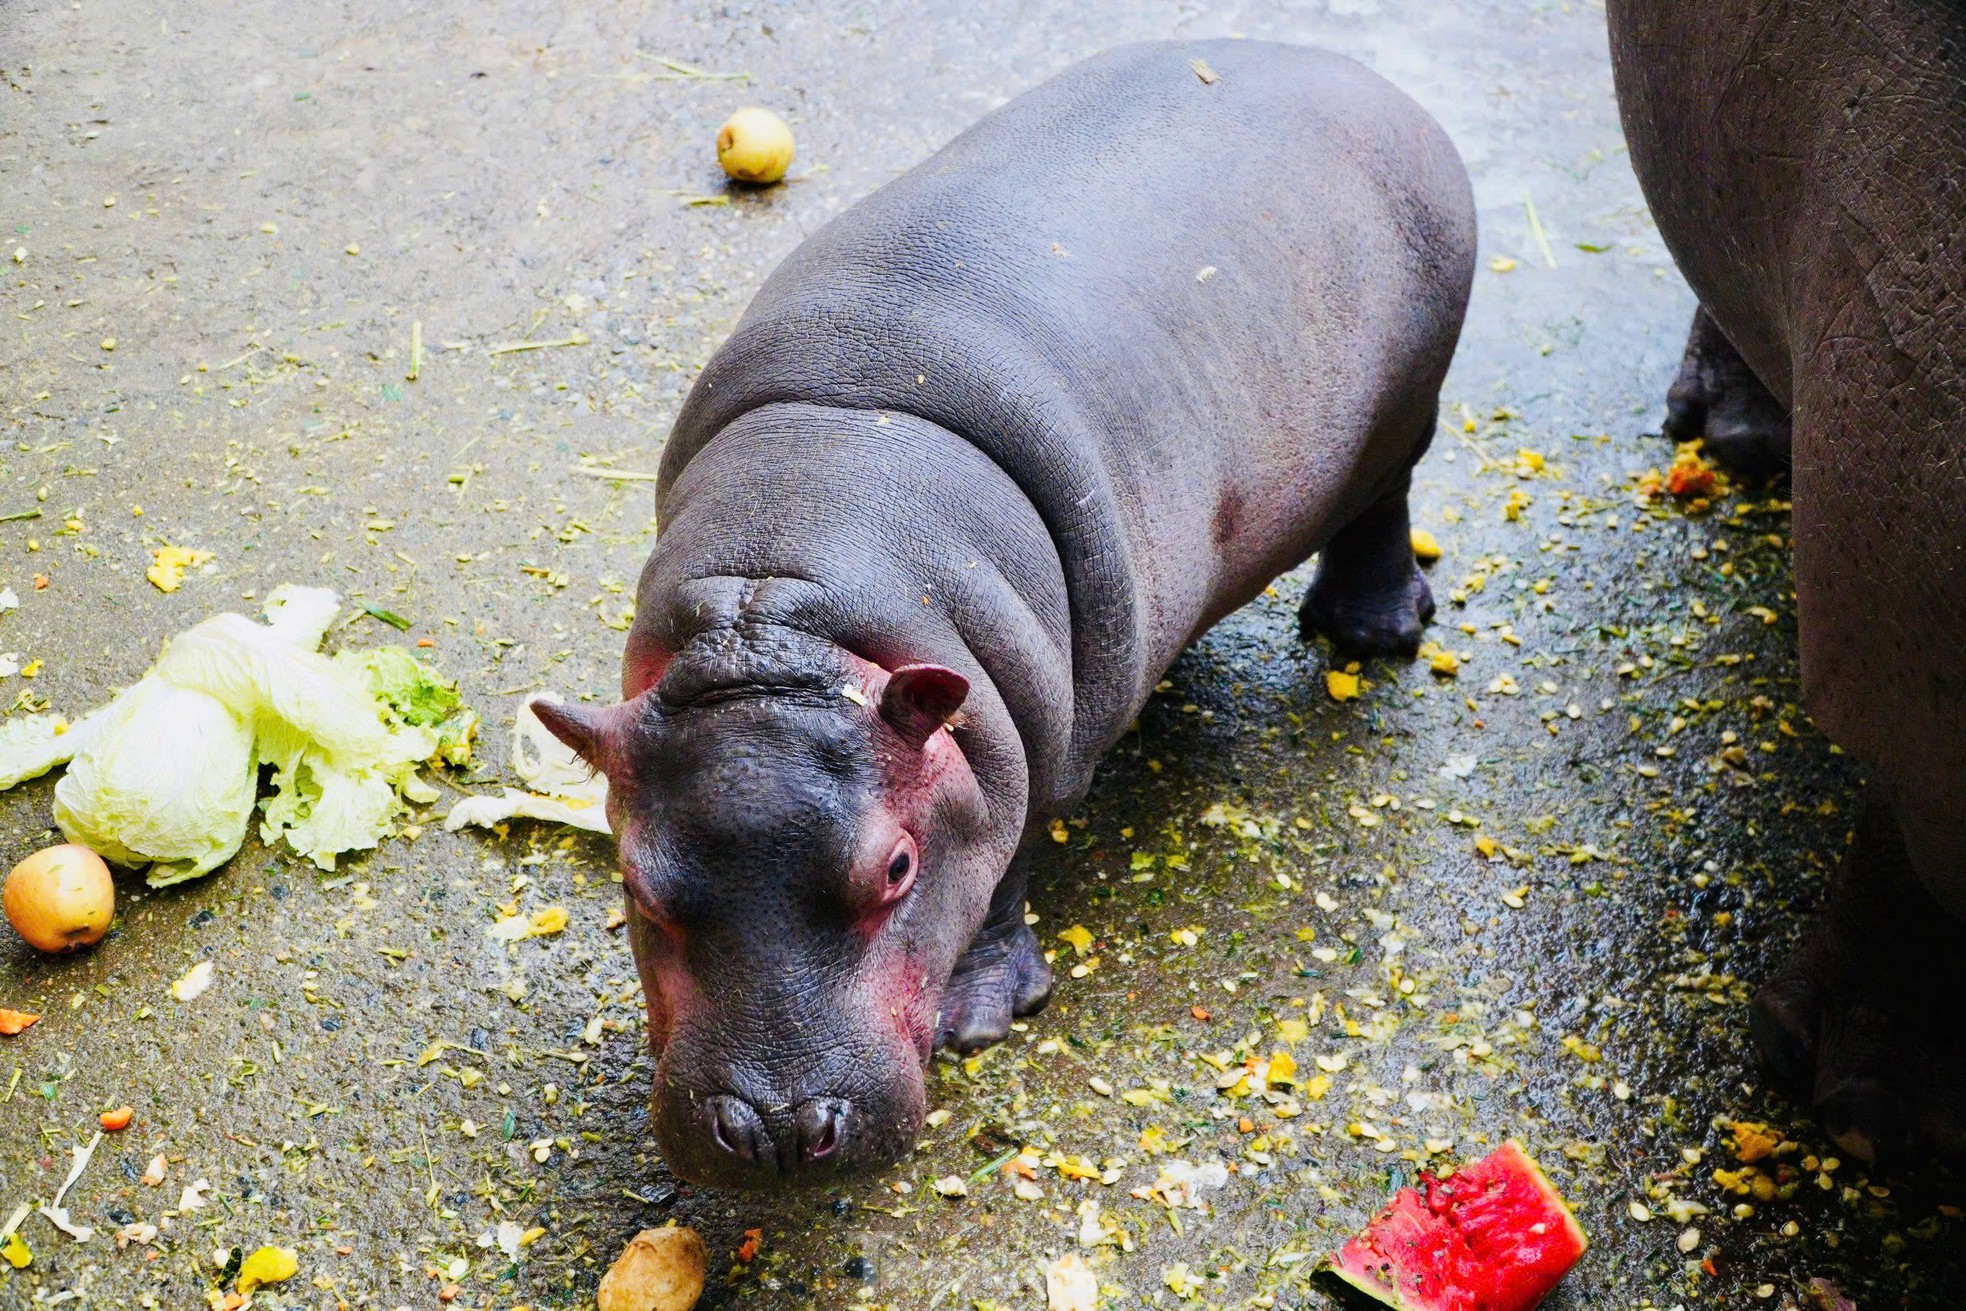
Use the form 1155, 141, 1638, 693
533, 41, 1475, 1187
1608, 2, 1966, 1165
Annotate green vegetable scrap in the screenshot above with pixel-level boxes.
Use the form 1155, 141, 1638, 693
346, 645, 480, 767
0, 586, 476, 884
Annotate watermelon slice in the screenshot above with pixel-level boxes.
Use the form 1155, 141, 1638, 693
1314, 1141, 1587, 1311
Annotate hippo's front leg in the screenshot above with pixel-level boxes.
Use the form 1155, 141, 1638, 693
937, 854, 1054, 1052
1662, 305, 1791, 479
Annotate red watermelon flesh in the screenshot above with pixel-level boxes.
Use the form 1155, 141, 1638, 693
1314, 1142, 1587, 1311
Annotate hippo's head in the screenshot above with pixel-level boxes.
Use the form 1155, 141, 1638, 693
533, 659, 1001, 1187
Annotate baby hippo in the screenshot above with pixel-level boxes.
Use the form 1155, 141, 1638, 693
538, 40, 1475, 1187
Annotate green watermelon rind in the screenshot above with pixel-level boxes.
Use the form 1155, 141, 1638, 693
1310, 1141, 1587, 1311
1311, 1256, 1420, 1311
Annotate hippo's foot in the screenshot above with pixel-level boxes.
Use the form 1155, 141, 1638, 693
1300, 562, 1435, 658
1299, 478, 1435, 658
1750, 795, 1966, 1169
937, 916, 1054, 1053
1664, 304, 1791, 479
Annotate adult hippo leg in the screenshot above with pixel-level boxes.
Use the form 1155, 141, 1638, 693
1752, 325, 1966, 1165
1299, 455, 1436, 658
937, 852, 1054, 1052
1609, 0, 1966, 1166
1752, 797, 1966, 1167
1662, 306, 1791, 479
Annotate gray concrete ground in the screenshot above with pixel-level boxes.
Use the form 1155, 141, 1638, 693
1, 1, 1960, 1308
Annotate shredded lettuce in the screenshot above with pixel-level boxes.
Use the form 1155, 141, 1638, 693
0, 585, 474, 883
341, 646, 480, 768
443, 696, 610, 835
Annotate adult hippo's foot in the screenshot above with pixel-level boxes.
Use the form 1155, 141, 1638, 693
1663, 305, 1792, 479
1750, 795, 1966, 1168
1299, 477, 1435, 658
937, 864, 1055, 1052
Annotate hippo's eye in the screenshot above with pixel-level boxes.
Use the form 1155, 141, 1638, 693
869, 834, 918, 910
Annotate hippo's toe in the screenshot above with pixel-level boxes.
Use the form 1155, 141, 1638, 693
937, 919, 1054, 1053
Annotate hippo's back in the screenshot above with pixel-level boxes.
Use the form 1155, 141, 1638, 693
661, 41, 1475, 796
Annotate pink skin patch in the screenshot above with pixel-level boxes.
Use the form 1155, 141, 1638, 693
839, 652, 975, 799
837, 653, 982, 1058
882, 949, 941, 1061
622, 630, 672, 699
626, 909, 691, 1053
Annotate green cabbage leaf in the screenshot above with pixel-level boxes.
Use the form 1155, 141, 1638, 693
0, 586, 473, 883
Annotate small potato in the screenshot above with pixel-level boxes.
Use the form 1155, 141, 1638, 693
716, 107, 795, 185
4, 844, 113, 954
598, 1226, 707, 1311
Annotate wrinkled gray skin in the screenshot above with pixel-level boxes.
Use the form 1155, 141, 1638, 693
537, 40, 1474, 1188
1609, 1, 1966, 1167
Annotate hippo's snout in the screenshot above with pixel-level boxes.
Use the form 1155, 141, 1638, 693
680, 1092, 867, 1185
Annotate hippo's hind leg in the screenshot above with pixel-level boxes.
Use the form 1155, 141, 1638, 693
1299, 470, 1434, 658
1664, 305, 1792, 478
1751, 792, 1966, 1167
937, 855, 1054, 1053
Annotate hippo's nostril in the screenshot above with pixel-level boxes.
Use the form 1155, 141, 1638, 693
795, 1098, 850, 1163
705, 1094, 769, 1164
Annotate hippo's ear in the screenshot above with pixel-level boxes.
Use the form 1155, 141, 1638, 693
530, 696, 632, 776
879, 664, 969, 747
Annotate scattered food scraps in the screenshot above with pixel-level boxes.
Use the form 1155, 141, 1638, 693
35, 1129, 103, 1241
0, 587, 475, 883
4, 843, 113, 954
98, 1105, 133, 1132
1806, 1278, 1857, 1311
444, 697, 609, 834
716, 107, 794, 184
177, 1177, 214, 1211
38, 1203, 92, 1242
487, 905, 570, 942
1314, 1141, 1586, 1311
1410, 528, 1443, 562
1728, 1120, 1784, 1164
1046, 1251, 1100, 1311
1326, 670, 1361, 702
236, 1245, 299, 1293
145, 544, 213, 593
114, 1222, 157, 1249
0, 1008, 39, 1035
170, 960, 215, 1002
1664, 443, 1720, 497
1058, 924, 1094, 956
1636, 440, 1728, 504
596, 1225, 707, 1311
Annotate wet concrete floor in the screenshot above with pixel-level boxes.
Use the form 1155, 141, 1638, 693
0, 0, 1960, 1307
